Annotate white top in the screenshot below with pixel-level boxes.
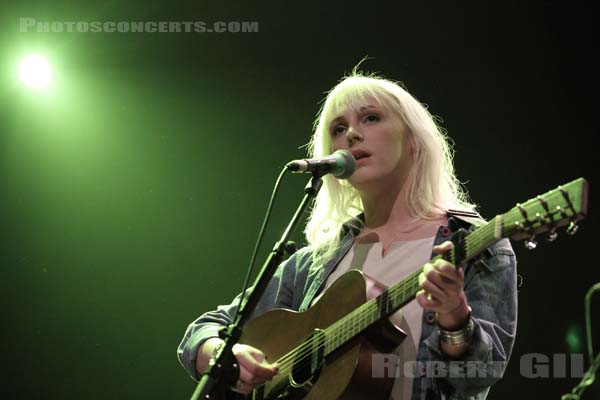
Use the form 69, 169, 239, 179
313, 236, 436, 400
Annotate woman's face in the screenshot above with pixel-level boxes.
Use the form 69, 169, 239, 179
328, 100, 413, 191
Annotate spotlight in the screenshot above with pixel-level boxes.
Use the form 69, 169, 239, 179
19, 54, 52, 89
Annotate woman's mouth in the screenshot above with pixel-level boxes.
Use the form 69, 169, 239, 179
356, 155, 370, 165
351, 150, 371, 163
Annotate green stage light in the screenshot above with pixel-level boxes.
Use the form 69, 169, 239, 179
565, 323, 584, 353
19, 54, 52, 89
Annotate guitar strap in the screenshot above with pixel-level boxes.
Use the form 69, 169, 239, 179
445, 208, 485, 231
340, 209, 485, 238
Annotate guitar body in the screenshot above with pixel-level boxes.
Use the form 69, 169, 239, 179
239, 270, 404, 400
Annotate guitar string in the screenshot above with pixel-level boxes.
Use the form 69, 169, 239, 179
255, 271, 423, 392
264, 259, 437, 379
262, 221, 496, 377
266, 220, 497, 375
262, 267, 423, 375
252, 192, 571, 393
255, 225, 507, 392
260, 207, 548, 386
261, 266, 452, 385
268, 221, 509, 377
258, 210, 572, 394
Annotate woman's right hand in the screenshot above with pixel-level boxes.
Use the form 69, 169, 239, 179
197, 338, 279, 395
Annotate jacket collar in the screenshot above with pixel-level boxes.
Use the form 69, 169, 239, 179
300, 210, 480, 311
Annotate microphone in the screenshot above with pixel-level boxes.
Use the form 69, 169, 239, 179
286, 149, 356, 179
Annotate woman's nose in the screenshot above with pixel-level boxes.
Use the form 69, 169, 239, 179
346, 126, 363, 146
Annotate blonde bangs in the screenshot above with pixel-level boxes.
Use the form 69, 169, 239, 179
311, 77, 400, 159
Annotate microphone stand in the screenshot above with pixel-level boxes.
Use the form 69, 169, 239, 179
191, 173, 324, 400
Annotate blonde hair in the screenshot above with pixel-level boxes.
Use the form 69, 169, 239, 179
304, 71, 476, 269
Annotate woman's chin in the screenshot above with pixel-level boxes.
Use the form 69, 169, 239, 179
347, 170, 376, 189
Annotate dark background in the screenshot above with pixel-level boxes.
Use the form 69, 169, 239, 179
1, 1, 599, 399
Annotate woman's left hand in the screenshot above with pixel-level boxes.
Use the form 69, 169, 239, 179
416, 241, 469, 329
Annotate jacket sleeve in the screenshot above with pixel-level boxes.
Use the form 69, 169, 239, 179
176, 250, 300, 381
424, 238, 518, 397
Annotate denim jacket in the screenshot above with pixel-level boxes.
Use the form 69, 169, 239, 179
177, 217, 518, 400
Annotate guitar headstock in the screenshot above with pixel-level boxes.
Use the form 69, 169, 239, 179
502, 177, 589, 249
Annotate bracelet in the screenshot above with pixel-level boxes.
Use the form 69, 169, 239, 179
437, 311, 476, 348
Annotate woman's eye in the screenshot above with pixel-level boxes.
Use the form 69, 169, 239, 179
364, 114, 380, 123
332, 125, 346, 136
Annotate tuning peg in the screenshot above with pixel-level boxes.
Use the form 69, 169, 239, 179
566, 221, 579, 235
546, 228, 558, 242
524, 236, 538, 250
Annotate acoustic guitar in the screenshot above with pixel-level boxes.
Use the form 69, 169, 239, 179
215, 177, 588, 400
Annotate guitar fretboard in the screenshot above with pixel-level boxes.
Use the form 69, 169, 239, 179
320, 177, 587, 355
322, 216, 502, 355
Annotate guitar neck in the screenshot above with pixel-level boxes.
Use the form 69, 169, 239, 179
322, 177, 588, 356
322, 217, 501, 356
